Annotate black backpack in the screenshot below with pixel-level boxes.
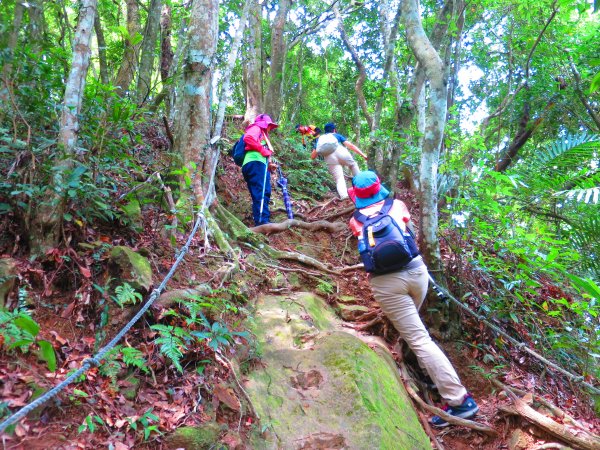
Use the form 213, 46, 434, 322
353, 197, 419, 275
229, 135, 246, 166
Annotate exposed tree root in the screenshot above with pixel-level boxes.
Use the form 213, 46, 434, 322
497, 381, 588, 432
493, 379, 600, 450
339, 263, 364, 272
306, 197, 339, 215
260, 245, 341, 275
398, 362, 498, 436
152, 287, 212, 310
355, 313, 385, 331
250, 218, 345, 235
215, 352, 258, 422
321, 205, 355, 221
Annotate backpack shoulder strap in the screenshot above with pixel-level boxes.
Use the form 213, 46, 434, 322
379, 197, 394, 215
352, 196, 394, 223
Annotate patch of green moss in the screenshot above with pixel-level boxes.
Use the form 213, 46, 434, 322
109, 246, 153, 291
166, 422, 222, 449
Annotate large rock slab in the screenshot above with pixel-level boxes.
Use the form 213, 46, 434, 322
244, 293, 431, 449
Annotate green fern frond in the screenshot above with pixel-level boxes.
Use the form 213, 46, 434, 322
151, 325, 185, 373
533, 133, 599, 168
555, 187, 600, 204
568, 216, 600, 277
121, 346, 149, 373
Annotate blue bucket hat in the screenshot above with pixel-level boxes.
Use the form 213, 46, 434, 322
350, 171, 390, 208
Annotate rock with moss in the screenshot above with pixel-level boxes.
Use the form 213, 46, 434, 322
109, 246, 153, 292
244, 293, 431, 449
166, 422, 222, 450
337, 303, 369, 321
0, 258, 18, 308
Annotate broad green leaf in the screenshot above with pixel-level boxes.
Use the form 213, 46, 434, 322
37, 340, 57, 371
14, 316, 40, 337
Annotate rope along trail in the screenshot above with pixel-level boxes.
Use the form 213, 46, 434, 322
428, 274, 600, 395
0, 150, 220, 434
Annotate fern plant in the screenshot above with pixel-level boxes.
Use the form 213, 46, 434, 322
521, 133, 600, 202
0, 307, 56, 371
150, 324, 189, 373
112, 282, 143, 308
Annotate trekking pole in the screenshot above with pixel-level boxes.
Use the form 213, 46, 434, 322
276, 164, 294, 220
258, 157, 269, 222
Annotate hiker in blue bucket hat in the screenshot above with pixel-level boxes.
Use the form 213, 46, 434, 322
348, 170, 479, 427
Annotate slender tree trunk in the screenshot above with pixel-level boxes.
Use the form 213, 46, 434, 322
94, 14, 109, 85
373, 0, 401, 133
114, 0, 141, 97
334, 4, 373, 131
402, 0, 447, 275
1, 1, 24, 88
164, 13, 187, 121
263, 0, 291, 121
28, 0, 46, 53
160, 4, 173, 83
136, 0, 163, 105
244, 1, 262, 122
31, 0, 97, 255
155, 4, 174, 115
213, 0, 251, 139
172, 0, 218, 204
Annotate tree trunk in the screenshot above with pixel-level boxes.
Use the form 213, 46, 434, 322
31, 0, 97, 255
94, 14, 109, 85
213, 0, 251, 140
1, 1, 25, 89
334, 4, 373, 131
114, 0, 141, 97
172, 0, 218, 204
244, 1, 262, 122
263, 0, 291, 121
160, 4, 174, 84
136, 0, 163, 105
402, 0, 447, 275
28, 0, 46, 53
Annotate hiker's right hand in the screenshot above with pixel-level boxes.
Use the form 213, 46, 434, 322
268, 162, 278, 173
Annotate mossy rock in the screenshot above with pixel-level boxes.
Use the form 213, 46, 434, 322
109, 246, 153, 292
166, 422, 222, 450
244, 292, 431, 449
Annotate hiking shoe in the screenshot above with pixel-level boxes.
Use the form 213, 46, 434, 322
430, 394, 479, 427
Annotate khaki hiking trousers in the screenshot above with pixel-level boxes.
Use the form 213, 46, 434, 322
324, 146, 360, 199
369, 259, 468, 406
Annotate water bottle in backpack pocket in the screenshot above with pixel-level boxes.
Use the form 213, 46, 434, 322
354, 198, 419, 275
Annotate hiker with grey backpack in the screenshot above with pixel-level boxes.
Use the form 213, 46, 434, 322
348, 170, 479, 427
312, 122, 367, 200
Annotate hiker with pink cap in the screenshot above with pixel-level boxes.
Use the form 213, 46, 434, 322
242, 114, 279, 226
